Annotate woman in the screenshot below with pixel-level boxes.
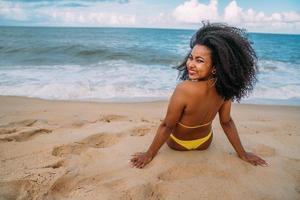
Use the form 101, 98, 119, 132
130, 22, 268, 169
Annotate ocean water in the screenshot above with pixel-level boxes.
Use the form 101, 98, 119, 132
0, 26, 299, 105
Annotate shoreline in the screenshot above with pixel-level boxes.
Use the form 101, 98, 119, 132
0, 95, 299, 199
1, 95, 300, 108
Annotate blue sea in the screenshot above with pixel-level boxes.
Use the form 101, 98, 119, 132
0, 26, 299, 105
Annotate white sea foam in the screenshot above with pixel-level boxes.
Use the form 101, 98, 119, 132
0, 59, 299, 105
249, 84, 300, 99
0, 60, 177, 101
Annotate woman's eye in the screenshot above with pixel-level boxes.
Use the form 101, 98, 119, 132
196, 60, 203, 63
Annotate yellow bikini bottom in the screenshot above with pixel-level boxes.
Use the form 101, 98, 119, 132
170, 130, 213, 150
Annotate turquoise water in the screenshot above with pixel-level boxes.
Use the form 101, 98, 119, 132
0, 26, 299, 105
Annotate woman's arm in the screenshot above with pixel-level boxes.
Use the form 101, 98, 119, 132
130, 83, 188, 169
218, 100, 269, 167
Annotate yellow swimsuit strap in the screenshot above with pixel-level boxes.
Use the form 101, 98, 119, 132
178, 121, 211, 129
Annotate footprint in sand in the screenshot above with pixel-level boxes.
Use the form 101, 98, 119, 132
0, 119, 37, 135
0, 119, 53, 142
252, 144, 276, 157
0, 179, 35, 200
52, 143, 88, 157
81, 133, 123, 148
98, 114, 127, 123
46, 170, 82, 198
46, 172, 126, 199
43, 160, 66, 169
119, 183, 165, 200
0, 170, 65, 200
71, 119, 90, 128
0, 128, 17, 135
47, 172, 129, 199
0, 119, 38, 128
70, 114, 128, 128
52, 132, 122, 157
47, 172, 164, 200
130, 126, 154, 137
157, 164, 230, 181
0, 128, 52, 142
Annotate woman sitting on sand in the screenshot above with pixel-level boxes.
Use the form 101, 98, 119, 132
130, 22, 268, 169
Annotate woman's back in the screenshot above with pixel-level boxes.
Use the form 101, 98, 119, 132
173, 80, 224, 140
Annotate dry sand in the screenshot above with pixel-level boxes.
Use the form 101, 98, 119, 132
0, 96, 299, 200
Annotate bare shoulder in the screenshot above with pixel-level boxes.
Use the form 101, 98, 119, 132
176, 80, 190, 87
178, 80, 208, 95
174, 81, 190, 93
174, 81, 197, 96
177, 80, 203, 89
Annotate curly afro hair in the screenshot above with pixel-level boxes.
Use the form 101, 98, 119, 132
176, 22, 258, 102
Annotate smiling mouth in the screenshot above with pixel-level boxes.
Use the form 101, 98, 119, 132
188, 71, 196, 75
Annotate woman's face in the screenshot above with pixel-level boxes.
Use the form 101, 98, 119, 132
186, 44, 214, 81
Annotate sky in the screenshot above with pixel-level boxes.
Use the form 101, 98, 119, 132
0, 0, 300, 34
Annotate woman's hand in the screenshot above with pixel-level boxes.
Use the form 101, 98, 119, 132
130, 152, 153, 169
239, 152, 269, 167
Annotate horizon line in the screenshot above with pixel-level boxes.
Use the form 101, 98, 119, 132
0, 24, 299, 36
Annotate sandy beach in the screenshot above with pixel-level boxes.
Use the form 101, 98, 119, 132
0, 96, 299, 200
